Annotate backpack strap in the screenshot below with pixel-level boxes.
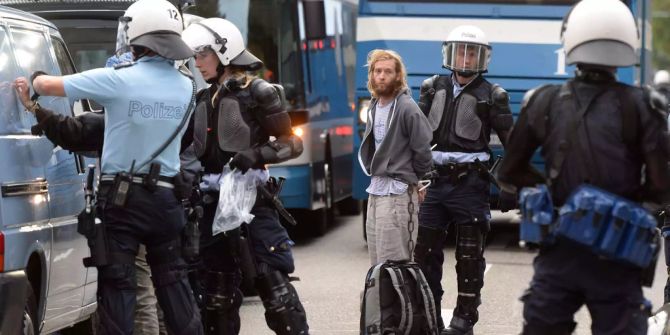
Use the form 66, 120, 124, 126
406, 266, 439, 335
612, 84, 639, 147
547, 82, 607, 186
385, 267, 412, 335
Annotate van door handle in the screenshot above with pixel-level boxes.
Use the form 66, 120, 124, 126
1, 180, 48, 197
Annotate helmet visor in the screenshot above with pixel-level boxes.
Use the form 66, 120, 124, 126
442, 42, 491, 73
115, 16, 132, 56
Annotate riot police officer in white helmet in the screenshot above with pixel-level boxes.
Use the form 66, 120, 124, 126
497, 0, 670, 333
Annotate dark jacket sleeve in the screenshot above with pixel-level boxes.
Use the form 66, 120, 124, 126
403, 100, 433, 179
250, 79, 303, 164
32, 106, 104, 152
496, 94, 546, 190
636, 88, 670, 204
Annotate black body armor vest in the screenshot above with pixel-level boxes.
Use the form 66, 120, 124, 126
431, 75, 496, 153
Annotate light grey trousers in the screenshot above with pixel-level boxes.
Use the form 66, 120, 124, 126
366, 189, 419, 265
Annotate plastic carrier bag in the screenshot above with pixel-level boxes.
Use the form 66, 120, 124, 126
213, 167, 269, 235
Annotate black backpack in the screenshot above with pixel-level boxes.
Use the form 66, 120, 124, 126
360, 260, 439, 335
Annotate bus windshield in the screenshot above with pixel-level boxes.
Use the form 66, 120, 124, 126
186, 0, 303, 95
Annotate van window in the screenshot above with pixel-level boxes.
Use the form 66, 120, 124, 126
10, 28, 71, 124
53, 38, 76, 76
0, 28, 28, 134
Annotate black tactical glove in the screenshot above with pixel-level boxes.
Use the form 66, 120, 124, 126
498, 189, 518, 213
30, 70, 47, 100
230, 148, 261, 173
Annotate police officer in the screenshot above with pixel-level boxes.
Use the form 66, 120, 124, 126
27, 0, 203, 333
497, 0, 670, 333
412, 25, 513, 335
181, 18, 308, 335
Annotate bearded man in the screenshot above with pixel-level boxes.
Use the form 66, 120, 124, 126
357, 49, 433, 265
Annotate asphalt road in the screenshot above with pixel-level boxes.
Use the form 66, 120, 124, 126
238, 211, 667, 335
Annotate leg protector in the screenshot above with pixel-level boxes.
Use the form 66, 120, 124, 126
147, 240, 204, 335
521, 320, 576, 335
414, 225, 447, 329
203, 271, 243, 335
453, 223, 487, 326
255, 271, 309, 335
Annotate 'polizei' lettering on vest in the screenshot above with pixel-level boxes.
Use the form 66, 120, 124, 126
127, 101, 187, 119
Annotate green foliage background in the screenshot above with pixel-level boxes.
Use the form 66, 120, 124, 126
654, 0, 670, 69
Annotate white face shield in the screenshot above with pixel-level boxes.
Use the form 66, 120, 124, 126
442, 42, 491, 74
115, 16, 132, 56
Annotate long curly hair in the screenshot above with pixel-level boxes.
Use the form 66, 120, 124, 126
366, 49, 408, 99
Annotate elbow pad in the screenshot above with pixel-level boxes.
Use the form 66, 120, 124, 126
491, 114, 513, 131
258, 135, 303, 164
491, 84, 510, 109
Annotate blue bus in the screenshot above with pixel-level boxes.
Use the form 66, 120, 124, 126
6, 0, 360, 236
352, 0, 652, 230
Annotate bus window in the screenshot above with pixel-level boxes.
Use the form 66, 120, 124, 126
0, 28, 26, 135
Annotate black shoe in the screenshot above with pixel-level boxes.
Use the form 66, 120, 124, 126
441, 326, 473, 335
441, 316, 474, 335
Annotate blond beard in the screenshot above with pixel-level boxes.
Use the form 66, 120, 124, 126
373, 81, 396, 98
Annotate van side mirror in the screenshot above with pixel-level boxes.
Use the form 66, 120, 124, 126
304, 0, 326, 41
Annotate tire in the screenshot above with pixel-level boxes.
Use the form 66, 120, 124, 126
337, 197, 362, 216
22, 284, 37, 335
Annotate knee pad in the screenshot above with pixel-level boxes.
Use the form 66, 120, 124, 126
522, 320, 576, 335
456, 223, 487, 261
255, 271, 309, 335
147, 239, 188, 287
414, 225, 446, 266
99, 262, 136, 290
205, 271, 243, 312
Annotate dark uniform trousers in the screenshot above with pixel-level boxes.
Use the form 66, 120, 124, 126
96, 183, 203, 335
417, 171, 490, 325
200, 191, 297, 334
522, 237, 649, 335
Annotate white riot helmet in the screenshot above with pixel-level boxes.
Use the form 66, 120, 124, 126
181, 18, 262, 70
561, 0, 639, 67
115, 0, 193, 60
654, 70, 670, 86
442, 25, 491, 75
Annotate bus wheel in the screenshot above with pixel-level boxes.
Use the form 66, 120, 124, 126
337, 197, 362, 216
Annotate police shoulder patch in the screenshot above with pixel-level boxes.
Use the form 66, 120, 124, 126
113, 61, 136, 70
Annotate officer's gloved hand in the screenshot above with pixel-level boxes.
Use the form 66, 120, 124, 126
30, 70, 47, 99
230, 148, 261, 174
498, 189, 518, 213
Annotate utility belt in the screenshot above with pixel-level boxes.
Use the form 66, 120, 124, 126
435, 161, 489, 184
100, 174, 175, 189
519, 184, 660, 273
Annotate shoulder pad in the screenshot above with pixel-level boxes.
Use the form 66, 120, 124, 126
643, 85, 669, 114
250, 79, 280, 106
113, 61, 136, 70
521, 84, 556, 110
420, 75, 439, 90
491, 84, 509, 106
178, 64, 194, 79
